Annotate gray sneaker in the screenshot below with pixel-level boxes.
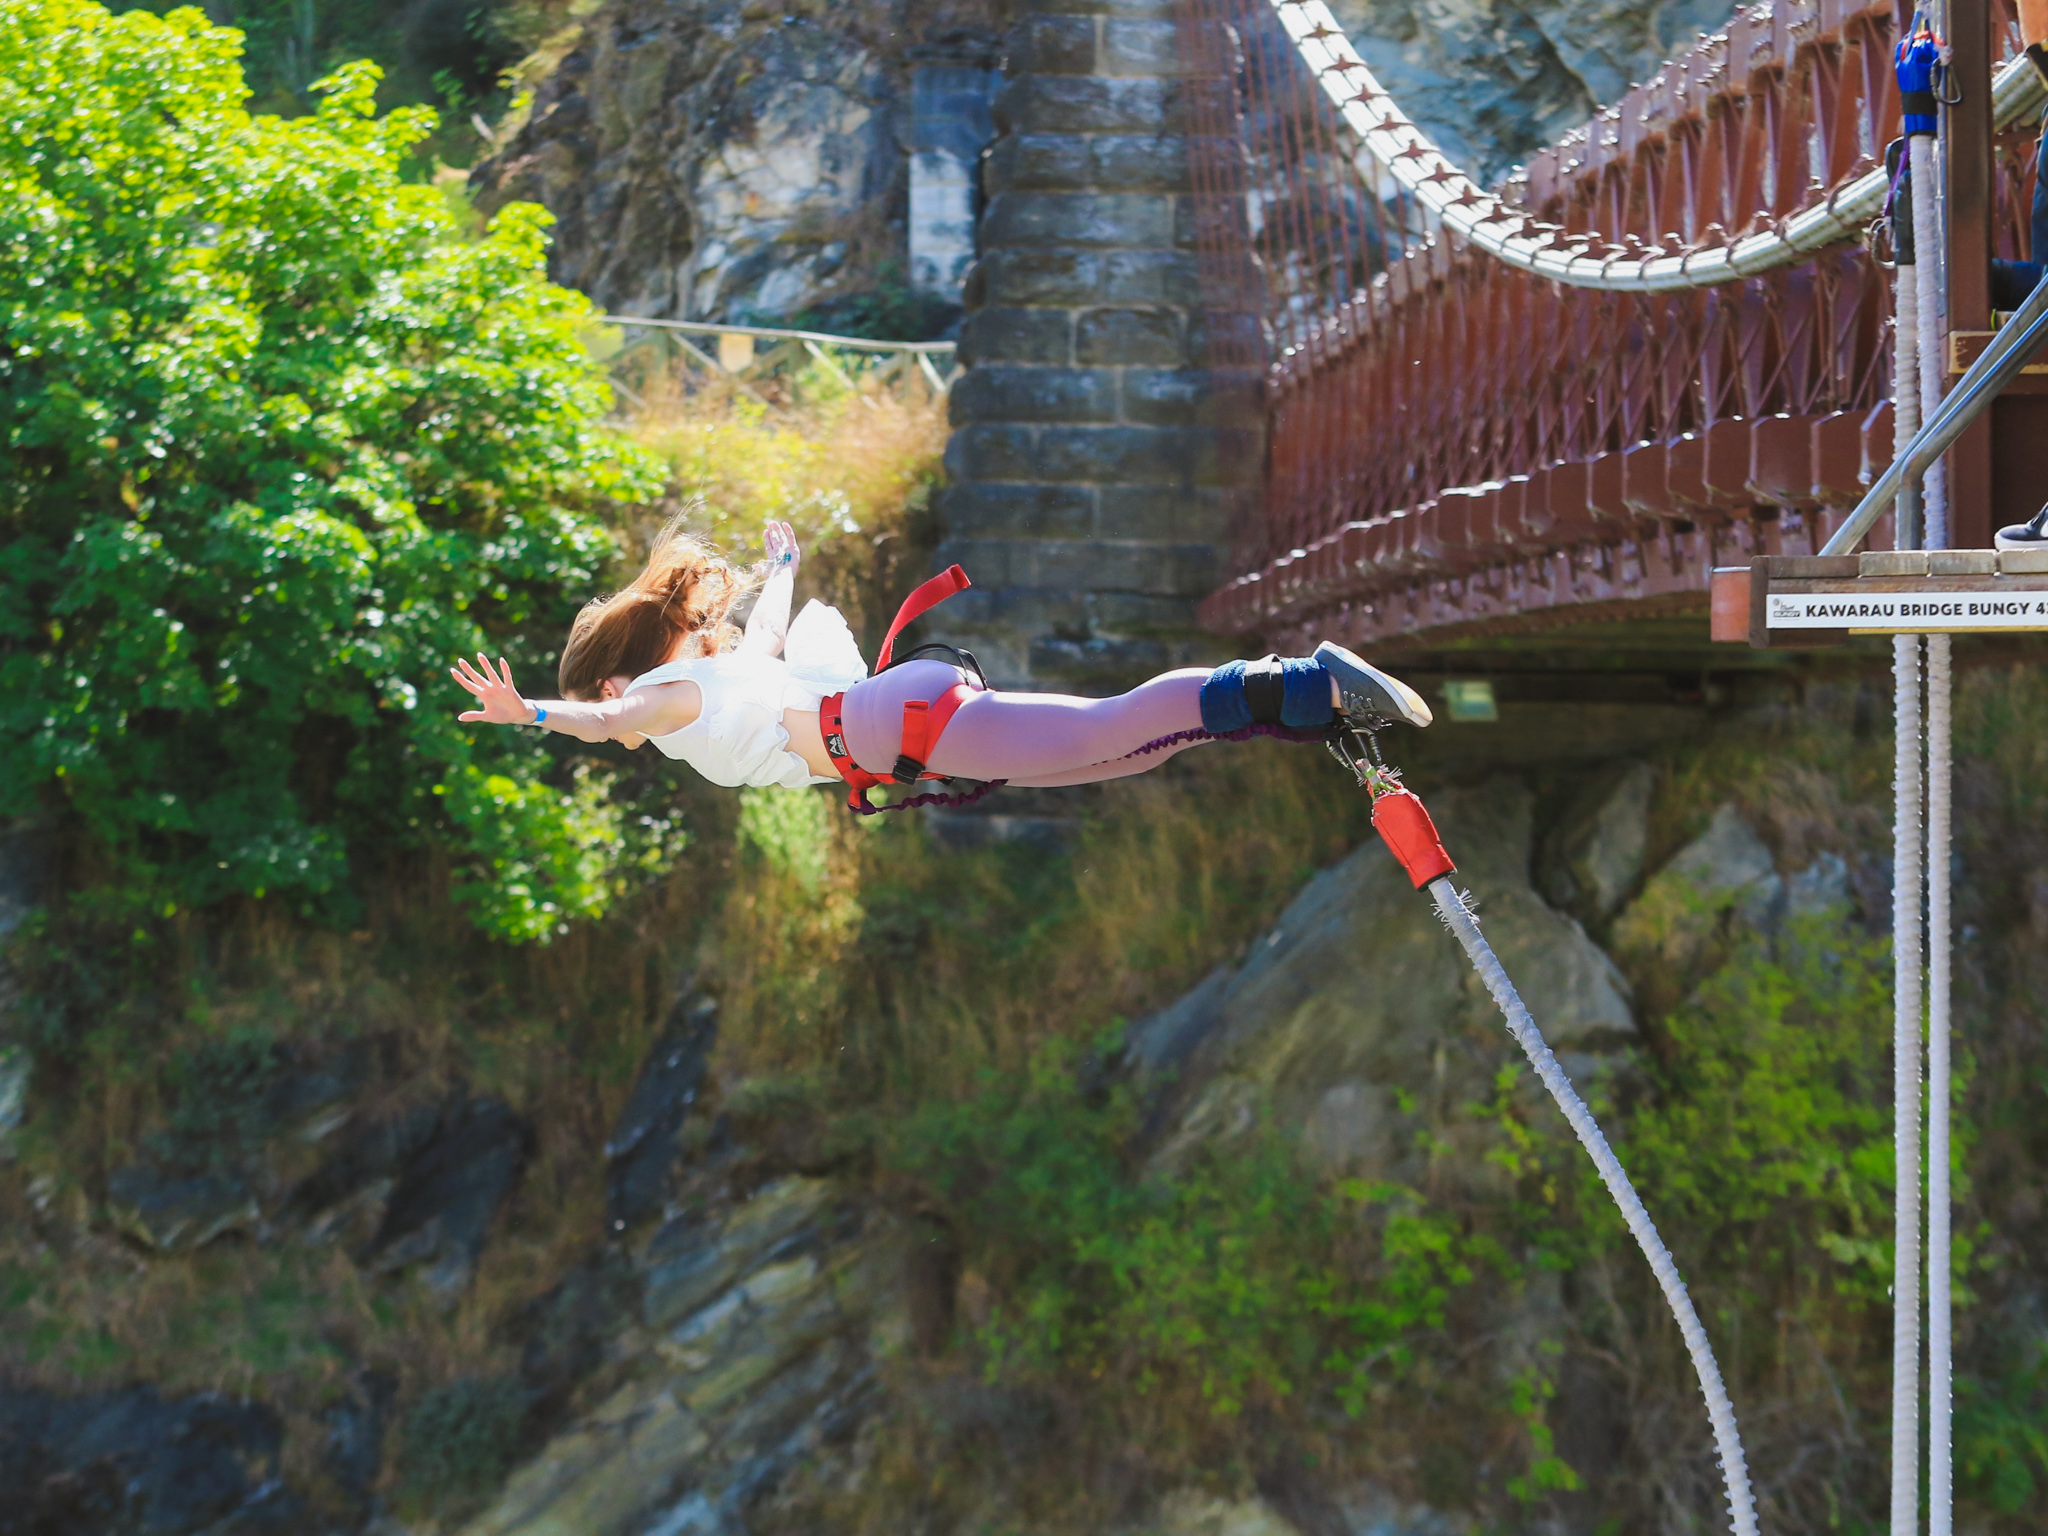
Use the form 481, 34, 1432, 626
1315, 642, 1433, 728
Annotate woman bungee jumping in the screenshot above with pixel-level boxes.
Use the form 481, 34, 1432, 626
449, 520, 1431, 811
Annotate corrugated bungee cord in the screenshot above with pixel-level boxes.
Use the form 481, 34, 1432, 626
1359, 781, 1760, 1535
1428, 879, 1762, 1536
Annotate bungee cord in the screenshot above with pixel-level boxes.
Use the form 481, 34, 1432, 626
1342, 738, 1760, 1536
1428, 879, 1762, 1536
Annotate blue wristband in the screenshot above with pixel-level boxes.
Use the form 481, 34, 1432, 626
531, 705, 547, 725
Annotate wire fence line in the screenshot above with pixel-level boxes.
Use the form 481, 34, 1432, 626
597, 315, 959, 409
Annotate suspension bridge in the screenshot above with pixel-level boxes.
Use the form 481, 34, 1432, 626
1187, 0, 2048, 657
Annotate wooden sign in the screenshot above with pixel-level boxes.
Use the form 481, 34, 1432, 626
1712, 550, 2048, 645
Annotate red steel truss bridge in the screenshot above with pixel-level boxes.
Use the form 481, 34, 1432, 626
1183, 0, 2048, 668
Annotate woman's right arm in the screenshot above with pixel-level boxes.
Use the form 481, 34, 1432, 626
449, 655, 699, 747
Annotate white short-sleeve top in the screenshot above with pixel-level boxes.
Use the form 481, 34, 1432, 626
623, 597, 868, 790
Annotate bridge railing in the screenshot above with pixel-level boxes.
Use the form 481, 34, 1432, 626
1185, 0, 2044, 647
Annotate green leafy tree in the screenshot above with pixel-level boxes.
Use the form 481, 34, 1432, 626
0, 0, 662, 939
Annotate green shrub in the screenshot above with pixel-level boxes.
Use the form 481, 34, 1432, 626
164, 1027, 281, 1149
1958, 1336, 2048, 1514
897, 1035, 1472, 1452
0, 0, 663, 940
395, 1374, 530, 1515
1610, 908, 1902, 1306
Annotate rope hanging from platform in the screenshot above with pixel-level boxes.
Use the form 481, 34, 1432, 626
1890, 632, 1926, 1536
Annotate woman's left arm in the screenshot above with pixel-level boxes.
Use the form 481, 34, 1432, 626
740, 521, 800, 656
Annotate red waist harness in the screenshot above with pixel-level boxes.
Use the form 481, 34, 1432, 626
819, 564, 987, 813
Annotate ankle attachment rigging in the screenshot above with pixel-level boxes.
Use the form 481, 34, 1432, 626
1200, 654, 1335, 734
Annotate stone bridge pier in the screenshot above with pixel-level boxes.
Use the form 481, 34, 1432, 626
932, 0, 1264, 690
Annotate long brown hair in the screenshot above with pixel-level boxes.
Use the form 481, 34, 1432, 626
557, 517, 759, 699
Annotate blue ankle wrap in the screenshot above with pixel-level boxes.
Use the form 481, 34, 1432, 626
1200, 660, 1254, 733
1200, 657, 1333, 733
1279, 657, 1334, 728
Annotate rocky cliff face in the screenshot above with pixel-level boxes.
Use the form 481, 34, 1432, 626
470, 0, 1003, 327
471, 0, 1741, 326
1326, 0, 1742, 179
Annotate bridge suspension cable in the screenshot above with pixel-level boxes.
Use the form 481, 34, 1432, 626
1269, 0, 2047, 292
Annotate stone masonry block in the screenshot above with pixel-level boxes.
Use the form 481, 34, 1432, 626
1186, 309, 1266, 369
986, 135, 1212, 199
926, 538, 1021, 589
984, 135, 1090, 196
973, 251, 1105, 306
1029, 634, 1176, 690
1175, 192, 1263, 254
1119, 367, 1262, 427
922, 580, 1093, 637
1087, 134, 1199, 192
1075, 308, 1185, 366
982, 191, 1174, 250
1087, 590, 1223, 636
958, 307, 1071, 366
939, 483, 1096, 539
950, 366, 1119, 427
1096, 484, 1250, 542
1034, 424, 1257, 486
1007, 15, 1097, 77
1101, 250, 1205, 305
952, 423, 1244, 486
1099, 19, 1203, 77
997, 75, 1227, 136
1007, 0, 1180, 18
974, 249, 1203, 307
944, 425, 1026, 484
1011, 539, 1221, 597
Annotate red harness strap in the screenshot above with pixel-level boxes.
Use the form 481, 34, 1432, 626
819, 565, 980, 811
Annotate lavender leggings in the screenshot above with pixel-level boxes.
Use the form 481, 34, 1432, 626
839, 660, 1217, 788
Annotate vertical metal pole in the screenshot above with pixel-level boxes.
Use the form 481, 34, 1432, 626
1941, 0, 1996, 546
1896, 226, 1922, 527
1913, 143, 1949, 550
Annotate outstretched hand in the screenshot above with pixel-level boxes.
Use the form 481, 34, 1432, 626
763, 519, 800, 577
451, 653, 537, 725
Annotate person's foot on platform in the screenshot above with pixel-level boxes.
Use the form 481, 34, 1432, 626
1996, 501, 2048, 552
1316, 642, 1434, 729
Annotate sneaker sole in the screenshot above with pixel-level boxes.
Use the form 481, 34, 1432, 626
1315, 642, 1434, 728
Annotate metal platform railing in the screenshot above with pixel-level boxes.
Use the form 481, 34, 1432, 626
599, 315, 958, 407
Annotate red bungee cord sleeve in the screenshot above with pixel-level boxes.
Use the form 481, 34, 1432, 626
1372, 789, 1456, 889
873, 564, 970, 672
